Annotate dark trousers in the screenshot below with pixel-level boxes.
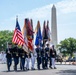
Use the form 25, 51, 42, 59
45, 57, 48, 68
7, 58, 12, 71
13, 57, 19, 71
49, 57, 52, 67
42, 57, 45, 69
20, 58, 25, 70
37, 57, 41, 69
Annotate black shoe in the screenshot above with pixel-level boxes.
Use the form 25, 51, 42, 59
23, 69, 25, 71
20, 67, 22, 70
31, 68, 35, 70
14, 68, 17, 71
33, 68, 35, 70
8, 67, 10, 72
28, 69, 29, 70
7, 69, 10, 72
38, 68, 41, 70
46, 67, 48, 69
26, 68, 29, 70
54, 67, 57, 69
50, 67, 53, 69
43, 68, 45, 69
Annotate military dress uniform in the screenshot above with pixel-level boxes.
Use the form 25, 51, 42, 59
45, 46, 49, 69
41, 47, 45, 69
12, 46, 19, 71
49, 48, 52, 68
31, 50, 36, 70
19, 48, 27, 71
6, 47, 12, 71
25, 52, 31, 70
35, 47, 41, 70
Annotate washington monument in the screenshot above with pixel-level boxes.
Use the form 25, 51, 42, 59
51, 5, 57, 47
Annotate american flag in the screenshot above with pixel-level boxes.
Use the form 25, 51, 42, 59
12, 18, 24, 46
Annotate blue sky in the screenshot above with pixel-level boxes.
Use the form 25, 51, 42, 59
0, 0, 76, 44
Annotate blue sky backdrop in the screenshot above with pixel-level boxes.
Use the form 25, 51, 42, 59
0, 0, 76, 44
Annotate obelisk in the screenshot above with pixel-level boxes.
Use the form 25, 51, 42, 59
51, 5, 57, 48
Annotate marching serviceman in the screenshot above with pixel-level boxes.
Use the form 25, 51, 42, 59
12, 44, 19, 71
31, 49, 36, 70
45, 44, 49, 69
35, 45, 41, 70
19, 48, 27, 71
25, 52, 31, 70
6, 43, 12, 71
41, 45, 46, 69
50, 45, 57, 69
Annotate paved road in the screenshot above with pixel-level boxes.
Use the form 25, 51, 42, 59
0, 62, 76, 75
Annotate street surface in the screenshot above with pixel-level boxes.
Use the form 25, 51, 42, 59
0, 62, 76, 75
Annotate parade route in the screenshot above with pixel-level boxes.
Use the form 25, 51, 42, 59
0, 62, 76, 75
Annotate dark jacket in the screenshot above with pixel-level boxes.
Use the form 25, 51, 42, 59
36, 47, 41, 57
50, 49, 57, 58
6, 48, 12, 59
12, 46, 19, 58
19, 48, 27, 58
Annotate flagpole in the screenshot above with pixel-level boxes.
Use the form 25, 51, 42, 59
16, 15, 18, 45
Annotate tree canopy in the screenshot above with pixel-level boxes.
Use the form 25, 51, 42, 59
0, 30, 76, 57
0, 30, 13, 51
58, 37, 76, 57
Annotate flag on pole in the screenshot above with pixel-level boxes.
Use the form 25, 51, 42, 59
25, 18, 33, 37
46, 20, 51, 40
12, 17, 24, 46
26, 19, 33, 51
22, 19, 28, 47
45, 20, 51, 46
42, 21, 48, 40
42, 21, 48, 46
28, 37, 33, 51
22, 19, 29, 53
27, 19, 34, 51
30, 19, 34, 39
35, 21, 42, 46
22, 18, 34, 52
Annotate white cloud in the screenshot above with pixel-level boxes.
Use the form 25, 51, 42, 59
56, 0, 76, 14
1, 0, 76, 26
17, 0, 76, 20
1, 0, 76, 43
6, 0, 75, 30
17, 4, 52, 20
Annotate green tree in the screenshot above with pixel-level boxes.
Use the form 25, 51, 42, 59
58, 37, 76, 57
0, 30, 13, 51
